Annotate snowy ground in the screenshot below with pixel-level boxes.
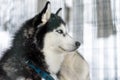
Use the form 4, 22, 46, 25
0, 31, 12, 59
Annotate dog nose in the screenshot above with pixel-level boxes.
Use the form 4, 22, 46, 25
75, 41, 80, 47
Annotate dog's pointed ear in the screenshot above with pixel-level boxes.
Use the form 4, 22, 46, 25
33, 1, 51, 27
41, 1, 51, 24
55, 8, 62, 16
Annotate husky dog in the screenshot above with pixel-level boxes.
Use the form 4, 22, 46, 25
0, 2, 81, 80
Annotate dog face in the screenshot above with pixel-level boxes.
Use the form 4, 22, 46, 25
43, 23, 80, 52
33, 2, 80, 52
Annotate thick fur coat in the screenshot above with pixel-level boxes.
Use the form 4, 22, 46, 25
0, 1, 89, 80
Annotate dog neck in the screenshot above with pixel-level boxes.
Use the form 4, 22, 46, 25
43, 48, 66, 74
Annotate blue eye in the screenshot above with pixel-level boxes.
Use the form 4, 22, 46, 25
56, 29, 63, 34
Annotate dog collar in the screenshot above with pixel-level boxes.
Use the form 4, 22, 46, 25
26, 60, 54, 80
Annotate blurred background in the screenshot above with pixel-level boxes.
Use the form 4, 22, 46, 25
0, 0, 120, 80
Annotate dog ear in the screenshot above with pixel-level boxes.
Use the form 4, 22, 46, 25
33, 1, 51, 27
41, 1, 51, 24
56, 8, 62, 16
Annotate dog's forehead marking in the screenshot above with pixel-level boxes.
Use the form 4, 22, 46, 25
36, 14, 66, 32
56, 24, 66, 32
46, 14, 66, 31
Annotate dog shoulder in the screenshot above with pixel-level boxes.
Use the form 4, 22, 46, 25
60, 51, 90, 80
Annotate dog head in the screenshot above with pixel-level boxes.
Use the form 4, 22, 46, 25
31, 2, 80, 52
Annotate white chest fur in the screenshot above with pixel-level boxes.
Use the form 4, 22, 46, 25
44, 50, 65, 74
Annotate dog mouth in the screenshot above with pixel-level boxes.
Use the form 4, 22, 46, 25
59, 46, 78, 52
59, 46, 66, 51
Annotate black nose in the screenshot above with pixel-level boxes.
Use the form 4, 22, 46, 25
75, 41, 80, 47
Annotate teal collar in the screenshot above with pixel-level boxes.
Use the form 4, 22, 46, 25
26, 60, 54, 80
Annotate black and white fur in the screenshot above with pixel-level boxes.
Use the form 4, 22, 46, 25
0, 2, 80, 80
